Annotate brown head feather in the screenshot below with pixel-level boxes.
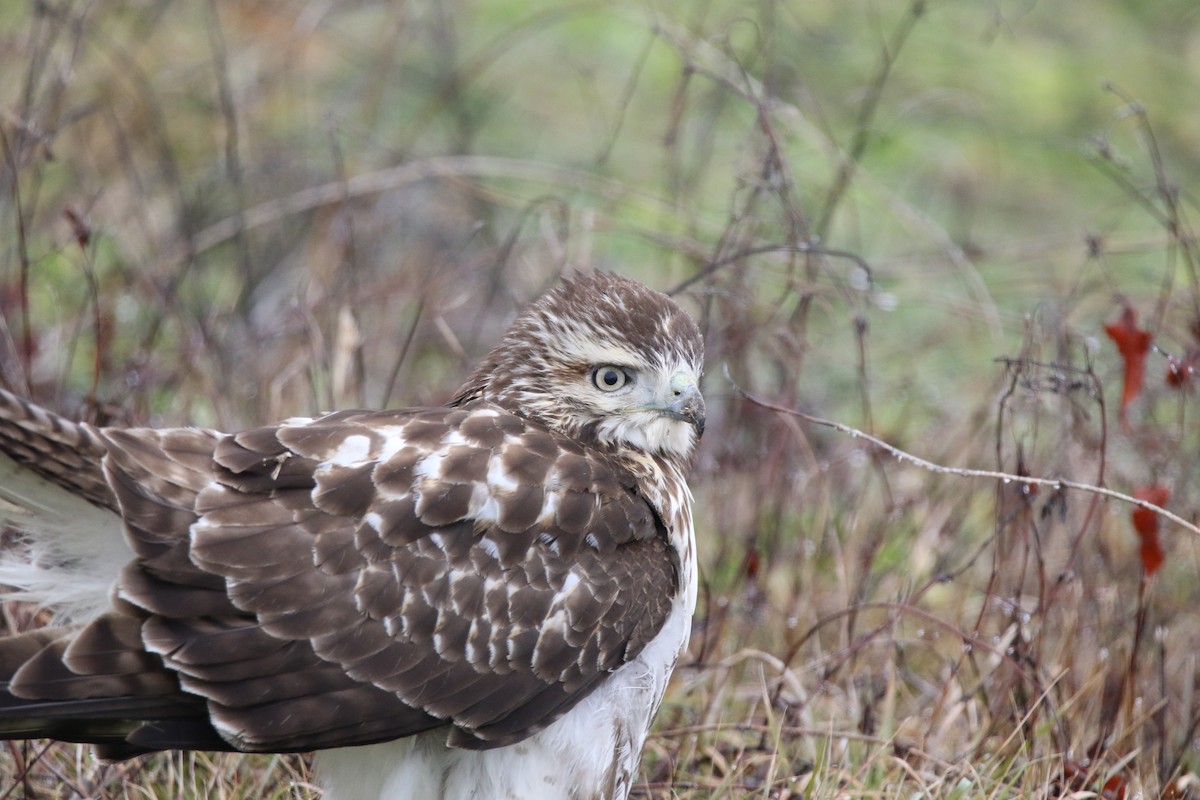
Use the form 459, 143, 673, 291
451, 272, 704, 460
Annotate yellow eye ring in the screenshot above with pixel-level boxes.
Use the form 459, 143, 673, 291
593, 366, 631, 392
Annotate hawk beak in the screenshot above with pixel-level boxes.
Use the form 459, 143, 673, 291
663, 376, 705, 438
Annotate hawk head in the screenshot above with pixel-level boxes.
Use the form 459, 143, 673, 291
453, 272, 705, 462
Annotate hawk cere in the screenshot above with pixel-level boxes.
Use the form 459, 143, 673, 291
0, 272, 704, 800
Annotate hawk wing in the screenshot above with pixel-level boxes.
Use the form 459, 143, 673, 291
1, 403, 679, 755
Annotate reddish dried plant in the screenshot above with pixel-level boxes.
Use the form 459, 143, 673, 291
1131, 485, 1169, 578
1103, 304, 1153, 424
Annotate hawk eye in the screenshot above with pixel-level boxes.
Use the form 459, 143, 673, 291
592, 365, 630, 392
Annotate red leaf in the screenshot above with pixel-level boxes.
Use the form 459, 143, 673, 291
1164, 774, 1200, 800
1104, 305, 1153, 423
1101, 773, 1127, 800
1131, 485, 1169, 577
1165, 349, 1198, 390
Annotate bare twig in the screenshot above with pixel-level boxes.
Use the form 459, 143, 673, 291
727, 366, 1200, 538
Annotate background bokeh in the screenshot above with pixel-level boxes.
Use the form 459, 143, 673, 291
3, 1, 1200, 797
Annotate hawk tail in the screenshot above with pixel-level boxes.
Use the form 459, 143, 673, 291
0, 388, 114, 511
0, 625, 225, 760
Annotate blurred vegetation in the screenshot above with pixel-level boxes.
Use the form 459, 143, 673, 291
3, 0, 1200, 797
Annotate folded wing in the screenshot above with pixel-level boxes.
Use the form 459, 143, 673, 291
1, 403, 678, 756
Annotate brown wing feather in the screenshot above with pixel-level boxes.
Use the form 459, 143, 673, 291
176, 404, 677, 750
2, 403, 677, 755
0, 388, 113, 510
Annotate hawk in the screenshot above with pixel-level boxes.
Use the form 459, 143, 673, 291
0, 272, 704, 800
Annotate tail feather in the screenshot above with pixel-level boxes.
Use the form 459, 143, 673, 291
0, 618, 229, 759
0, 628, 71, 676
0, 391, 239, 759
0, 388, 113, 510
0, 691, 226, 758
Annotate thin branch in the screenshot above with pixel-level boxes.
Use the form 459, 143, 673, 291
183, 155, 673, 261
666, 243, 873, 296
727, 367, 1200, 538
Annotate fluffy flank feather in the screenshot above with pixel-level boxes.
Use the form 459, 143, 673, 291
0, 452, 127, 624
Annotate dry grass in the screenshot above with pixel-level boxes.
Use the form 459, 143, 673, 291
3, 1, 1200, 798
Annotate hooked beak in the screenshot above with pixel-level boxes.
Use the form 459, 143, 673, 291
663, 375, 706, 438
